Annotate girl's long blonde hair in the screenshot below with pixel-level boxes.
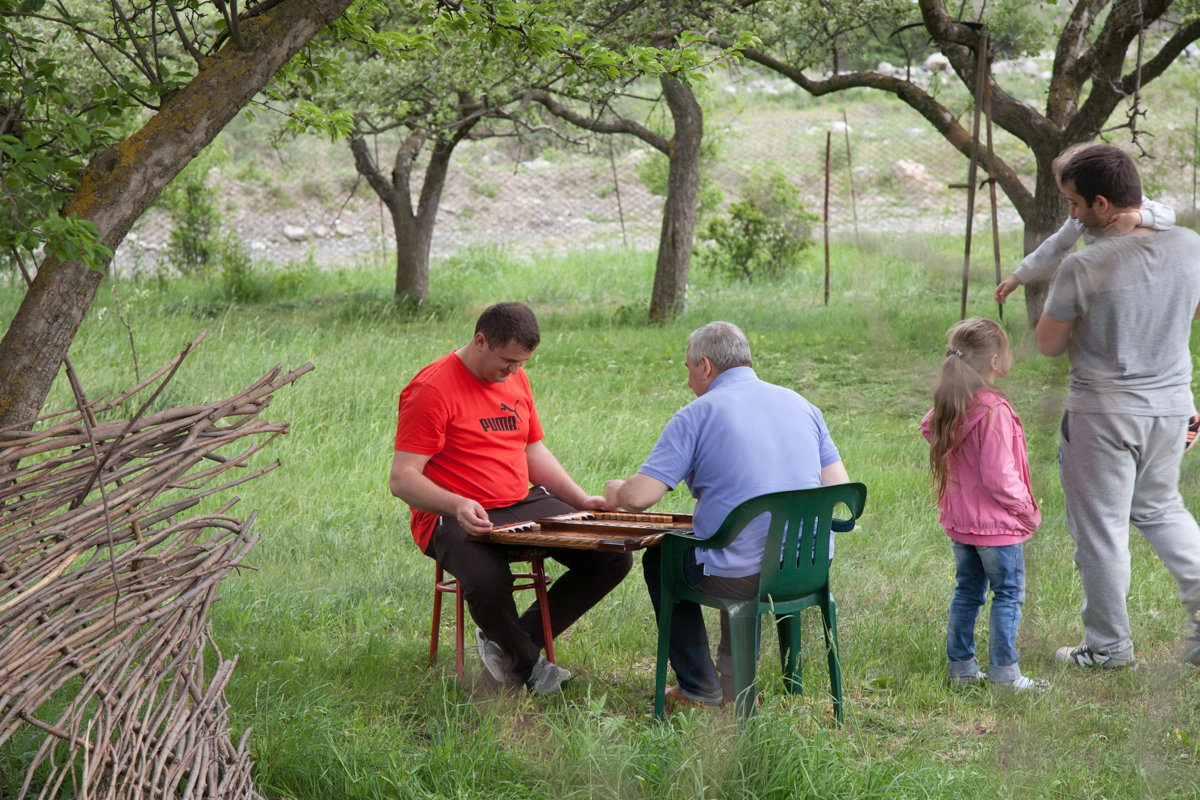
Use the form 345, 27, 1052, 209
928, 317, 1010, 501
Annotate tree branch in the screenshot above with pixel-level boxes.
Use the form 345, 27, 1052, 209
731, 40, 1036, 219
213, 0, 246, 50
522, 89, 670, 153
164, 0, 205, 68
348, 135, 403, 214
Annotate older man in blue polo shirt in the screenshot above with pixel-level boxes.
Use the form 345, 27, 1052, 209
605, 321, 850, 707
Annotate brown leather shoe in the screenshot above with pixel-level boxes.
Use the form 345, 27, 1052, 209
665, 685, 725, 709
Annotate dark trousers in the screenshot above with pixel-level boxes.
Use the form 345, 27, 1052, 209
425, 487, 633, 681
643, 545, 759, 703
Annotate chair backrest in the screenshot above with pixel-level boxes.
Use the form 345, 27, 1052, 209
707, 484, 867, 602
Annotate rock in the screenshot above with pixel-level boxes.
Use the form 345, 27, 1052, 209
283, 224, 307, 242
925, 53, 950, 73
891, 159, 939, 192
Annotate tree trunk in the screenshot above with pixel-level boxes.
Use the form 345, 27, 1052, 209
649, 75, 703, 323
0, 0, 355, 431
391, 212, 431, 306
1020, 149, 1072, 327
351, 128, 469, 306
396, 138, 458, 304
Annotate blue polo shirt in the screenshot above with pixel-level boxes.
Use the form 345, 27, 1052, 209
638, 366, 841, 577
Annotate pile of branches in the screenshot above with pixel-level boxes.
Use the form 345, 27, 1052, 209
0, 335, 312, 799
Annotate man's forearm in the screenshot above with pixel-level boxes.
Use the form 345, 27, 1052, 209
391, 466, 465, 516
605, 473, 669, 511
526, 441, 592, 507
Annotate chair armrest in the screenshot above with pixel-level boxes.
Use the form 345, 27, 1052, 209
831, 518, 856, 533
663, 528, 724, 549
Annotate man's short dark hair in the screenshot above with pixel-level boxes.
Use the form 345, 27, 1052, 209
475, 302, 540, 351
1059, 144, 1142, 209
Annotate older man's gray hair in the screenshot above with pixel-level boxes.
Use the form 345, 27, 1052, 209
686, 321, 753, 371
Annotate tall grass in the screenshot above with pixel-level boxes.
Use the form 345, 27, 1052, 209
3, 236, 1199, 799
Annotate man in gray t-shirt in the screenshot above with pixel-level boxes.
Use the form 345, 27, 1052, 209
1036, 144, 1200, 670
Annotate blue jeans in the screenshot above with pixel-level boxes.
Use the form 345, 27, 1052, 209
947, 541, 1025, 683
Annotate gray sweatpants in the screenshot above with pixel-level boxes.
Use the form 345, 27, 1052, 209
1059, 411, 1200, 659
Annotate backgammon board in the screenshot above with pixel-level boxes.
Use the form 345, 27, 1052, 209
465, 510, 693, 551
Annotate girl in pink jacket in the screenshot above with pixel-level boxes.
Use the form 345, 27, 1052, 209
921, 317, 1045, 691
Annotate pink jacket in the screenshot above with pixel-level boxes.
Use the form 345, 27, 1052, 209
920, 389, 1040, 546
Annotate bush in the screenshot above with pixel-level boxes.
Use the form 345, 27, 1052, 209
214, 233, 254, 301
158, 143, 263, 302
162, 149, 226, 276
693, 171, 816, 281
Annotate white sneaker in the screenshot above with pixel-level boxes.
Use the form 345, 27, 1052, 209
992, 674, 1049, 692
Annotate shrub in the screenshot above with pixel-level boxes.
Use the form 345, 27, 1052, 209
162, 162, 222, 276
215, 234, 254, 301
693, 171, 816, 281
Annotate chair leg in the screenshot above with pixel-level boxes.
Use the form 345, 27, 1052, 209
454, 579, 466, 681
776, 612, 803, 695
653, 589, 675, 721
728, 613, 759, 719
823, 596, 843, 725
530, 556, 555, 663
430, 566, 444, 668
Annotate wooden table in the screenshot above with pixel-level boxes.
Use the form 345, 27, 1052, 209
465, 510, 693, 552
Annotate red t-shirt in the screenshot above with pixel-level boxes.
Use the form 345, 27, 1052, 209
394, 351, 544, 550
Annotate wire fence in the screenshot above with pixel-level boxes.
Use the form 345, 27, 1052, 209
111, 81, 1200, 276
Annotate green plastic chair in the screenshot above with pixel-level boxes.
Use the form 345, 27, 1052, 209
653, 483, 867, 721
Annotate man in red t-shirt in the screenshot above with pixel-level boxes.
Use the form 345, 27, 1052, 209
390, 302, 632, 694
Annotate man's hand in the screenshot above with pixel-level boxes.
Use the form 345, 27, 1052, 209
994, 275, 1021, 305
453, 497, 493, 534
578, 494, 609, 511
604, 479, 626, 510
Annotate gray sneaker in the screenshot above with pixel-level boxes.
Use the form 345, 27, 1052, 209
1054, 643, 1133, 670
525, 655, 572, 695
475, 629, 508, 683
1182, 636, 1200, 667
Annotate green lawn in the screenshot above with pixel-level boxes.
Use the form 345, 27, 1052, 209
4, 234, 1199, 799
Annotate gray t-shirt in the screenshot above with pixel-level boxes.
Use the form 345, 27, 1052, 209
1044, 226, 1200, 415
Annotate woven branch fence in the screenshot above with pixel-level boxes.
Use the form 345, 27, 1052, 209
0, 334, 312, 799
